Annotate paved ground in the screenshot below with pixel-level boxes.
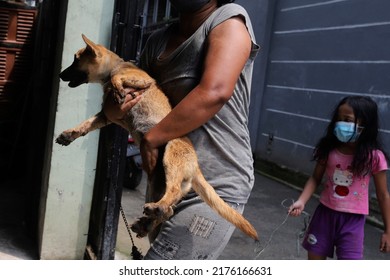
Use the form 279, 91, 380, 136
1, 170, 388, 260
116, 171, 390, 260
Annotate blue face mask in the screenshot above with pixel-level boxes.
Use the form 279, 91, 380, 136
333, 121, 361, 143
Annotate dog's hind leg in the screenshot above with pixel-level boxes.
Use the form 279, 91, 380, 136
130, 216, 160, 238
56, 111, 110, 146
143, 138, 196, 219
134, 178, 190, 238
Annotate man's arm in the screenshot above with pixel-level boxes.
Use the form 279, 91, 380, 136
141, 17, 252, 173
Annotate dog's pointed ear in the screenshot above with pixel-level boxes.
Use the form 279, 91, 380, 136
81, 34, 101, 57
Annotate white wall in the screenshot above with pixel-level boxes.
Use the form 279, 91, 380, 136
39, 0, 115, 259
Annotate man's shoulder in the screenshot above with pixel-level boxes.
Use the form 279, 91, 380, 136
216, 3, 248, 16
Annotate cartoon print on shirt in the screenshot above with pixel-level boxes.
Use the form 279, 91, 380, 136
332, 164, 353, 198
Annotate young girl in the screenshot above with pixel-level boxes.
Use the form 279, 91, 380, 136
289, 96, 390, 260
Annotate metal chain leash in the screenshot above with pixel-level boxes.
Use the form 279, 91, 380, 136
119, 204, 143, 260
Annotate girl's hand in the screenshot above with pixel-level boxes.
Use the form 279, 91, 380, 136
380, 232, 390, 253
289, 200, 305, 217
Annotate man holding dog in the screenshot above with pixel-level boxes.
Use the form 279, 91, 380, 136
107, 0, 259, 259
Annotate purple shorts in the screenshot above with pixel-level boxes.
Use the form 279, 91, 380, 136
302, 203, 365, 260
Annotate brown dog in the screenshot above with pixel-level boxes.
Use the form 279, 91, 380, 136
57, 34, 258, 241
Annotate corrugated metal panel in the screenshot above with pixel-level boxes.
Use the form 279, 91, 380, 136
256, 0, 390, 174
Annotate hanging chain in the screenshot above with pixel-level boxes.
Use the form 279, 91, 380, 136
118, 202, 144, 260
120, 205, 136, 246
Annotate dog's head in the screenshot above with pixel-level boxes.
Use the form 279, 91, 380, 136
59, 34, 118, 87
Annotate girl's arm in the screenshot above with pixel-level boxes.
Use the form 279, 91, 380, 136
373, 170, 390, 253
289, 161, 326, 216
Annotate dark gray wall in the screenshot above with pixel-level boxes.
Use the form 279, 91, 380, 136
252, 0, 390, 176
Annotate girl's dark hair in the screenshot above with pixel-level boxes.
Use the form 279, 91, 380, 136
218, 0, 235, 6
314, 96, 388, 176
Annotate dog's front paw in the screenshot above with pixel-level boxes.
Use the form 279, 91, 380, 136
55, 132, 75, 146
113, 88, 126, 104
143, 203, 174, 219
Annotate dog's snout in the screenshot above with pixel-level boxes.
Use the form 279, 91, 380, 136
59, 69, 68, 81
59, 66, 88, 88
59, 66, 75, 81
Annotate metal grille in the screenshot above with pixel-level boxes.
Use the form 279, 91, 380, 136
0, 6, 36, 99
0, 49, 5, 82
16, 11, 35, 43
0, 10, 9, 41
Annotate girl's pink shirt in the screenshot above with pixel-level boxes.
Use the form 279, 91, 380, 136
320, 149, 388, 215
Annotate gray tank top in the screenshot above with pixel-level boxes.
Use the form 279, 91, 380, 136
140, 3, 259, 203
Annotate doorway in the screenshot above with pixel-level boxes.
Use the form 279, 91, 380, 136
0, 0, 63, 259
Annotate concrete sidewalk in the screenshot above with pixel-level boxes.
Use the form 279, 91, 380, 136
116, 171, 390, 260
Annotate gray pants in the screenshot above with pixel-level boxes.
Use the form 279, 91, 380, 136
144, 195, 245, 260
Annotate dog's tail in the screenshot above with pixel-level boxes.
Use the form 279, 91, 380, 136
192, 169, 259, 241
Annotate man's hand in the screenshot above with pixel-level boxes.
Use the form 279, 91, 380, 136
103, 89, 142, 122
